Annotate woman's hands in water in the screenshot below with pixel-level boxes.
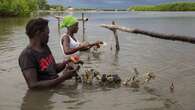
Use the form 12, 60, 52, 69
80, 40, 103, 50
66, 62, 80, 71
62, 62, 80, 79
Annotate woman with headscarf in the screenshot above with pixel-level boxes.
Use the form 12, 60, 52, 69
59, 15, 101, 55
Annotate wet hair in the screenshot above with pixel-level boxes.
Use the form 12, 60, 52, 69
25, 18, 48, 39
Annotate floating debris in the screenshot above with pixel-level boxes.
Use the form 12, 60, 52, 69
170, 82, 174, 93
134, 68, 139, 76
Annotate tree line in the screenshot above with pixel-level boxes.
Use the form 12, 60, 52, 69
0, 0, 64, 17
128, 2, 195, 11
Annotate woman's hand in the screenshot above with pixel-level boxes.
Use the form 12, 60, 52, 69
66, 62, 80, 71
94, 40, 103, 45
79, 42, 91, 50
79, 41, 103, 51
63, 63, 80, 79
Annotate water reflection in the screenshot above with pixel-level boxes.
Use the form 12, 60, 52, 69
0, 17, 30, 53
0, 17, 29, 33
21, 83, 80, 110
0, 17, 29, 37
21, 90, 54, 110
21, 77, 124, 110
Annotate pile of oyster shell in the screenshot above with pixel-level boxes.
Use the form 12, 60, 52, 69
75, 68, 156, 88
79, 69, 121, 85
122, 68, 156, 88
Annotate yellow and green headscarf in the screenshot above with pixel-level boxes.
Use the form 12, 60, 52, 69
60, 15, 78, 28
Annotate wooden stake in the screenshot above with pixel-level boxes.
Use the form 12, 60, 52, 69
110, 21, 120, 50
82, 13, 85, 41
57, 18, 61, 37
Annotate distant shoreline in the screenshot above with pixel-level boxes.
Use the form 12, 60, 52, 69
128, 2, 195, 11
38, 9, 128, 13
2, 1, 195, 17
37, 10, 195, 14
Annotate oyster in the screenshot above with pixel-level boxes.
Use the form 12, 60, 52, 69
80, 69, 121, 85
82, 69, 94, 84
123, 68, 156, 88
143, 72, 156, 83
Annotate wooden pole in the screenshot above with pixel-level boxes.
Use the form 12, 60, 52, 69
57, 18, 61, 37
100, 23, 195, 44
82, 13, 85, 41
111, 21, 120, 50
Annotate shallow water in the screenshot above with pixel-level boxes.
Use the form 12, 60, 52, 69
0, 11, 195, 110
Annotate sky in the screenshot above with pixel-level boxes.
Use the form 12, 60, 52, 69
48, 0, 195, 9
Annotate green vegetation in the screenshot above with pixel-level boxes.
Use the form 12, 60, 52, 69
0, 0, 55, 16
49, 5, 65, 11
0, 0, 66, 16
37, 0, 48, 10
128, 2, 195, 11
0, 0, 38, 16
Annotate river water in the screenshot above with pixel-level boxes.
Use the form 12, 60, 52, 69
0, 11, 195, 110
